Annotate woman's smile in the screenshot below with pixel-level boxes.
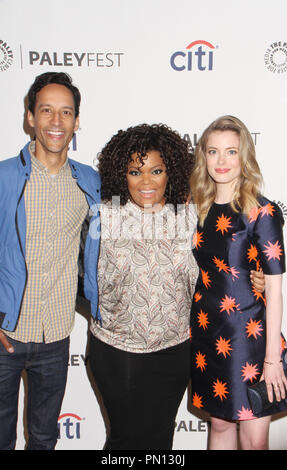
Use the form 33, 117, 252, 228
126, 150, 168, 209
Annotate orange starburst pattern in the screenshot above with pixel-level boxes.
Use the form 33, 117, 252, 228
251, 286, 266, 304
213, 378, 229, 401
216, 214, 232, 235
220, 295, 240, 315
201, 269, 211, 289
260, 203, 275, 218
248, 206, 261, 223
197, 309, 209, 330
263, 240, 283, 261
247, 244, 258, 263
216, 336, 232, 358
245, 318, 263, 339
192, 392, 204, 409
237, 406, 255, 421
192, 230, 204, 249
213, 256, 230, 273
195, 351, 207, 372
241, 362, 260, 383
281, 336, 286, 353
194, 291, 202, 303
230, 266, 240, 281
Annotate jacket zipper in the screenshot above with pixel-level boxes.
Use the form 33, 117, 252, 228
15, 180, 29, 321
76, 180, 101, 324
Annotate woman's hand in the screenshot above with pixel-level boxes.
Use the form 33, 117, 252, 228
262, 358, 287, 403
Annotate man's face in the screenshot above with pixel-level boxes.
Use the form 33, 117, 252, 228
27, 83, 79, 160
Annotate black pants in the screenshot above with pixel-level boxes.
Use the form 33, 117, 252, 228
88, 335, 190, 450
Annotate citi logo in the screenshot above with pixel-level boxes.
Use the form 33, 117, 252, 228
57, 413, 84, 440
170, 40, 217, 71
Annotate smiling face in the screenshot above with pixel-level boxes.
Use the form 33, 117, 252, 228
27, 83, 79, 163
205, 130, 241, 201
126, 150, 168, 210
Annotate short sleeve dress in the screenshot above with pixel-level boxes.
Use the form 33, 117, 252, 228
190, 196, 287, 420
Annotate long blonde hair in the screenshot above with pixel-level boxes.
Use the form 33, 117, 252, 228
190, 115, 263, 226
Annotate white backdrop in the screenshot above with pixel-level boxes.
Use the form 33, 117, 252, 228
0, 0, 287, 450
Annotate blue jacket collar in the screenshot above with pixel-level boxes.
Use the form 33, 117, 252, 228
19, 142, 32, 176
20, 141, 80, 180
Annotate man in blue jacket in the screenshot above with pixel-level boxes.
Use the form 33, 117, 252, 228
0, 72, 101, 450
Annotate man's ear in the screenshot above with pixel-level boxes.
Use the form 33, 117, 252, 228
74, 115, 80, 133
27, 110, 35, 128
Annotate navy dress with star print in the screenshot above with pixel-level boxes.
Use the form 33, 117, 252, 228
190, 196, 287, 420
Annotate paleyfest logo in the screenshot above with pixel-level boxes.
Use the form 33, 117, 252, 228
27, 50, 124, 68
0, 40, 13, 72
264, 41, 287, 74
170, 40, 217, 71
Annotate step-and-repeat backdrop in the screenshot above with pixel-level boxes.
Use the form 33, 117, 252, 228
1, 0, 287, 450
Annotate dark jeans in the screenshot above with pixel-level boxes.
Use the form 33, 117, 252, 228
89, 335, 190, 450
0, 336, 69, 450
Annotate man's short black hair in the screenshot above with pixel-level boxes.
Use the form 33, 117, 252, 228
27, 72, 81, 117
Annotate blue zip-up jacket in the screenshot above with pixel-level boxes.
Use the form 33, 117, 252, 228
0, 142, 101, 332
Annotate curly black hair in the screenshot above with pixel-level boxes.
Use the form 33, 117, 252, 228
98, 123, 194, 210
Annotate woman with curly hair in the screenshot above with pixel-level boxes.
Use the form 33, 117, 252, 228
85, 122, 264, 450
189, 115, 287, 449
88, 123, 198, 450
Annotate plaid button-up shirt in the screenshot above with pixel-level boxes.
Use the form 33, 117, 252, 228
6, 143, 88, 343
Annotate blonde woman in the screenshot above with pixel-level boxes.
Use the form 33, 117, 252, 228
190, 115, 287, 450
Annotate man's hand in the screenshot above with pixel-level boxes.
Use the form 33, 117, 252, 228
0, 330, 14, 353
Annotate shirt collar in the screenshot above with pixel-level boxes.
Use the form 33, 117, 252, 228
29, 141, 69, 175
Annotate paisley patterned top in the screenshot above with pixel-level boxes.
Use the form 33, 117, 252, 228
90, 201, 198, 353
